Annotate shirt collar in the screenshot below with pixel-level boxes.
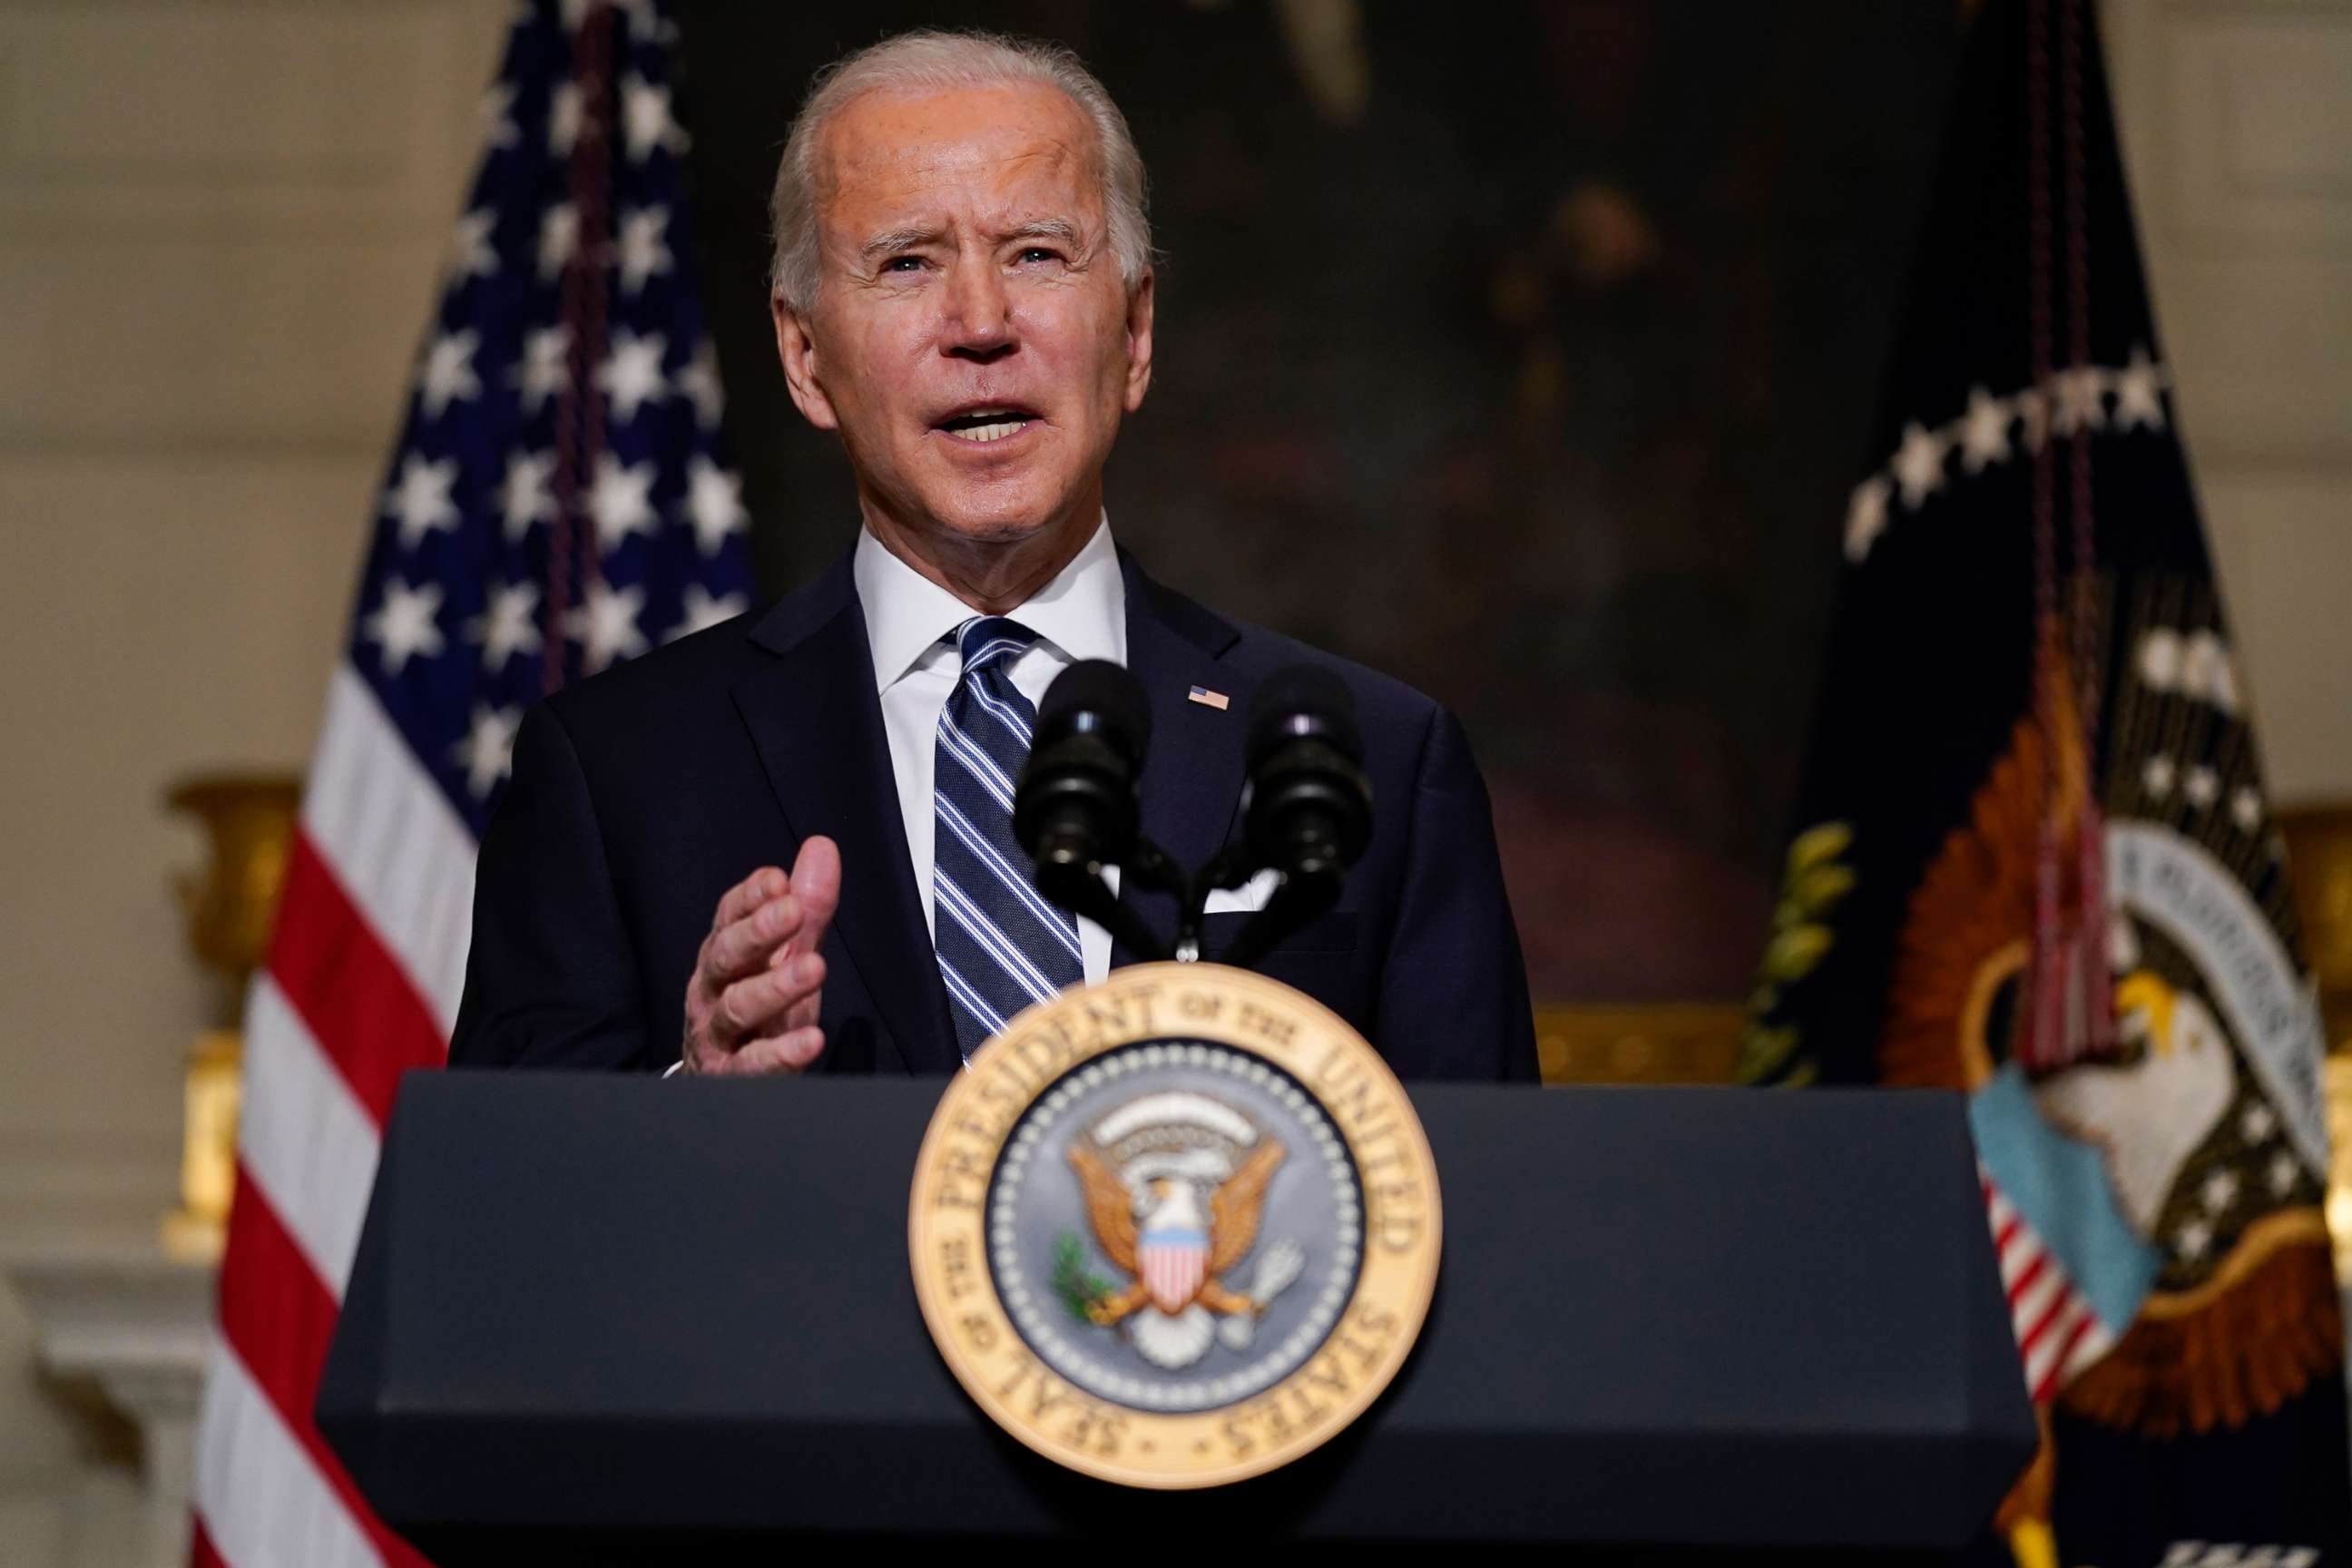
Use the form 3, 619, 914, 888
854, 514, 1124, 689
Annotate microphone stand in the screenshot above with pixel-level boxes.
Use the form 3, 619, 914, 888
1028, 795, 1355, 972
1216, 869, 1340, 971
1170, 844, 1343, 969
1037, 843, 1342, 973
1171, 846, 1251, 963
1033, 837, 1187, 965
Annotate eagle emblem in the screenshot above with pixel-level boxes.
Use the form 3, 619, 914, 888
909, 968, 1442, 1487
1060, 1091, 1306, 1370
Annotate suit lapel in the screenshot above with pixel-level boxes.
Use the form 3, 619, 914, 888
1116, 554, 1246, 965
730, 553, 958, 1075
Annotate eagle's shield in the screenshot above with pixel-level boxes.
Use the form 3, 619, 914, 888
1139, 1226, 1208, 1314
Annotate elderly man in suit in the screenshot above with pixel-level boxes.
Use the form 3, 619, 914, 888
450, 29, 1536, 1081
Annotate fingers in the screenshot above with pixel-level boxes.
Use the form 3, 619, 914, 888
706, 889, 809, 985
717, 1026, 827, 1077
682, 848, 838, 1077
713, 951, 825, 1040
710, 866, 786, 936
706, 841, 838, 985
789, 837, 842, 948
771, 838, 841, 1034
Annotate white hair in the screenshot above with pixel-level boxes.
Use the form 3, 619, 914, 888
768, 28, 1152, 312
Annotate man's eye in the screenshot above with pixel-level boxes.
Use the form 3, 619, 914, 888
883, 255, 926, 273
1016, 247, 1063, 266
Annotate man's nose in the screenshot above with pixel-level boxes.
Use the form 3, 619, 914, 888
938, 260, 1014, 361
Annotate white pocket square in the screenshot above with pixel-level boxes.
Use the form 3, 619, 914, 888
1201, 867, 1279, 915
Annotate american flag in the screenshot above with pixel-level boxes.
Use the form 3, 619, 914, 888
189, 4, 750, 1563
1980, 1166, 2115, 1405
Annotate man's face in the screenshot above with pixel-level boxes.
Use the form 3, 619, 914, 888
773, 83, 1154, 550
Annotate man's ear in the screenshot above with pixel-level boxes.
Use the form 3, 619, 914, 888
772, 294, 840, 433
1121, 268, 1155, 414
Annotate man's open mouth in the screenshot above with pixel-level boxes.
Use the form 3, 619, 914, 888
934, 407, 1038, 445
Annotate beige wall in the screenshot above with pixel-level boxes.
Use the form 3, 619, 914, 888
2107, 0, 2352, 804
0, 3, 505, 1560
0, 2, 2344, 1563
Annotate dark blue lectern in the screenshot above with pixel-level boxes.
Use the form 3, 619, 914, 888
317, 1077, 2034, 1561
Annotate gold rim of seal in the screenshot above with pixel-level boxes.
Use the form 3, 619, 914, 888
907, 962, 1443, 1489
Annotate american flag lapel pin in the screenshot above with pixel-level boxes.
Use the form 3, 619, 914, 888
1187, 685, 1230, 710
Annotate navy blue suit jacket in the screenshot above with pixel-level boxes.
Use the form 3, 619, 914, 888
449, 547, 1537, 1081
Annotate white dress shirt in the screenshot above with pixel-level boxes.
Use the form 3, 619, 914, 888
853, 515, 1127, 985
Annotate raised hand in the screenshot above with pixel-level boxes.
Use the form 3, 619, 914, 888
679, 837, 842, 1075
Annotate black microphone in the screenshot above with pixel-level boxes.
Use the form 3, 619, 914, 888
1241, 664, 1371, 881
1014, 660, 1152, 877
1014, 661, 1177, 962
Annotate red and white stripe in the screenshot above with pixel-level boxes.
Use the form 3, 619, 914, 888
191, 670, 473, 1567
1982, 1167, 2115, 1403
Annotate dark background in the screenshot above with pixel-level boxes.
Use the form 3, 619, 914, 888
674, 1, 1965, 1003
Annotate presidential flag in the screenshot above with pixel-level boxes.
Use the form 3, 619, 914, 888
189, 4, 750, 1563
1740, 1, 2350, 1563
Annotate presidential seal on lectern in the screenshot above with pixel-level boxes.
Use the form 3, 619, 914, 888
909, 963, 1441, 1488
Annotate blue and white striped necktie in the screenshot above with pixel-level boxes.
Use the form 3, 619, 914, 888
932, 616, 1083, 1059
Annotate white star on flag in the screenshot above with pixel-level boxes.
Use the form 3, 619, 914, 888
685, 456, 749, 554
2200, 1167, 2239, 1213
622, 74, 689, 160
679, 339, 725, 428
382, 454, 462, 548
539, 201, 579, 282
2113, 346, 2167, 431
363, 577, 446, 672
598, 328, 668, 420
591, 455, 659, 550
2231, 787, 2264, 833
2210, 658, 2248, 714
2014, 385, 2049, 452
617, 205, 674, 294
481, 83, 519, 151
2269, 1150, 2301, 1197
614, 0, 662, 39
2142, 754, 2177, 798
1891, 421, 1947, 508
2184, 765, 2221, 809
466, 580, 544, 671
2053, 364, 2109, 436
449, 209, 499, 282
2182, 630, 2241, 714
1957, 387, 2010, 473
567, 578, 649, 671
549, 80, 583, 157
515, 326, 570, 413
419, 329, 483, 416
1844, 475, 1891, 564
498, 449, 557, 542
454, 703, 524, 799
666, 582, 749, 642
2243, 1101, 2278, 1142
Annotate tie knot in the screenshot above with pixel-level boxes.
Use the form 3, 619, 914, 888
955, 616, 1036, 679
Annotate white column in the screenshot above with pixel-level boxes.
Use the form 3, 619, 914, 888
0, 1250, 214, 1568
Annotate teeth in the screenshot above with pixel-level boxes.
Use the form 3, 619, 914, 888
956, 419, 1026, 443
